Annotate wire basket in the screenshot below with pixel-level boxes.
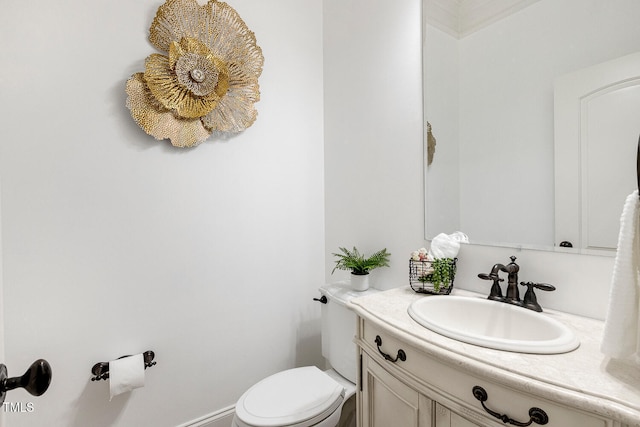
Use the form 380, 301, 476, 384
409, 258, 457, 295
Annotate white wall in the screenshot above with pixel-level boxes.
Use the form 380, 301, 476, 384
0, 1, 324, 426
0, 177, 5, 427
323, 0, 425, 289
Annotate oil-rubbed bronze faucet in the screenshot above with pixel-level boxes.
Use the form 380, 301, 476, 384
501, 256, 522, 305
477, 256, 556, 312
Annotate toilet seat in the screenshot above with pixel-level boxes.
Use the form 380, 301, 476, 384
234, 366, 345, 427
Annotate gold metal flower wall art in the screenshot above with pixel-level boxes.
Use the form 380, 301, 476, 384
125, 0, 264, 148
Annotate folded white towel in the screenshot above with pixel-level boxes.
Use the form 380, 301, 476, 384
429, 232, 469, 259
601, 190, 640, 359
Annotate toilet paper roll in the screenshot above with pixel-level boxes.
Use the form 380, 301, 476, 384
109, 353, 145, 400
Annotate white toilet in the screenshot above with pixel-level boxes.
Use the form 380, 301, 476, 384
232, 284, 378, 427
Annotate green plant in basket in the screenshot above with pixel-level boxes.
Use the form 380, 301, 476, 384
332, 247, 391, 275
421, 258, 455, 292
412, 255, 454, 292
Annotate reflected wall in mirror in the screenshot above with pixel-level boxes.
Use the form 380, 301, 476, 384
424, 0, 640, 254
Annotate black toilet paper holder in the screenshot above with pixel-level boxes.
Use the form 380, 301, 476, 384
91, 350, 156, 381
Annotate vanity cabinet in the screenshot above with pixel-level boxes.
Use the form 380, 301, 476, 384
361, 351, 478, 427
361, 350, 432, 426
356, 317, 613, 427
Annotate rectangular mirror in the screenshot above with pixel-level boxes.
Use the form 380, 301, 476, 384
423, 0, 640, 254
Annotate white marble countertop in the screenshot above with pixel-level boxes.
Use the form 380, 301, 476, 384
348, 286, 640, 426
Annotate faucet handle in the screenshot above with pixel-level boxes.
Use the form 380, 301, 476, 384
520, 282, 555, 312
528, 282, 555, 292
478, 273, 504, 301
478, 273, 503, 282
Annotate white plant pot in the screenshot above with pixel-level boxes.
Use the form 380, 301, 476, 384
350, 273, 370, 291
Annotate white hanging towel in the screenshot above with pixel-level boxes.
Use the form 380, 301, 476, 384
601, 190, 640, 359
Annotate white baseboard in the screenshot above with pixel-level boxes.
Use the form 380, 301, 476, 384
177, 405, 235, 427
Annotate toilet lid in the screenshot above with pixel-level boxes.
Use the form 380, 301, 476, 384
234, 366, 345, 427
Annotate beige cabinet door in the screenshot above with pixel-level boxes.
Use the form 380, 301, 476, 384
435, 403, 482, 427
360, 353, 433, 427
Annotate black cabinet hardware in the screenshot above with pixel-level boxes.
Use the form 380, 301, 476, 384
374, 335, 406, 363
472, 385, 548, 426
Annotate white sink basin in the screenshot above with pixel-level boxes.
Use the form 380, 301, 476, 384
408, 296, 580, 354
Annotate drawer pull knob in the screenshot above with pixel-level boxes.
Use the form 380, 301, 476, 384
472, 386, 548, 426
374, 335, 406, 363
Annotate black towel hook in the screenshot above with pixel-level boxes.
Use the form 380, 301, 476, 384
0, 359, 52, 405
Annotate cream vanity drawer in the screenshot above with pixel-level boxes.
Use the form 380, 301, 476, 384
359, 319, 608, 427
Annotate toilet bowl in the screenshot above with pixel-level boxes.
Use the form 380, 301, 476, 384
231, 367, 355, 427
231, 284, 378, 427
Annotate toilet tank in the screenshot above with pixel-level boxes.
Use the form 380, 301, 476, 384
319, 284, 379, 383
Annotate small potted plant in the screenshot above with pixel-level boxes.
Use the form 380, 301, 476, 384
332, 246, 391, 291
